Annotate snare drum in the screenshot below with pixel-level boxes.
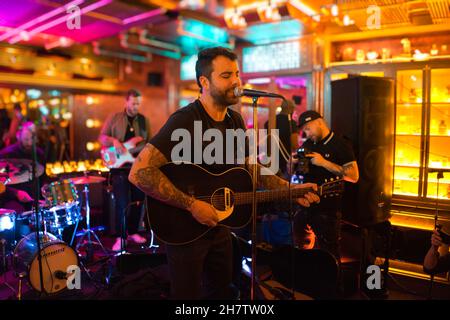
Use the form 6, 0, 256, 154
27, 203, 81, 231
13, 232, 79, 294
43, 203, 81, 230
42, 179, 79, 207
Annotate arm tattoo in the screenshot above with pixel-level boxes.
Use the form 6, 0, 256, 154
130, 144, 195, 210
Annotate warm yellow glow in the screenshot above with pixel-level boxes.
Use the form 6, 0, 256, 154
330, 73, 348, 81
86, 96, 95, 105
86, 142, 95, 151
62, 112, 72, 120
46, 159, 109, 176
390, 211, 435, 231
49, 98, 60, 106
86, 119, 95, 128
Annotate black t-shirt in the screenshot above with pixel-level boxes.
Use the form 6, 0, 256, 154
124, 115, 136, 142
150, 99, 247, 173
300, 131, 356, 212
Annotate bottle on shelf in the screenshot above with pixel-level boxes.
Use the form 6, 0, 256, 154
409, 89, 417, 103
439, 120, 447, 135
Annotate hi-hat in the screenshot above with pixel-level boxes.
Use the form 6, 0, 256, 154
70, 175, 106, 185
0, 158, 44, 185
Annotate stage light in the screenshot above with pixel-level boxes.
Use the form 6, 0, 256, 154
0, 214, 14, 232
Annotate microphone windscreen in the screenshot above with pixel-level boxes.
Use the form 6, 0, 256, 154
234, 87, 243, 97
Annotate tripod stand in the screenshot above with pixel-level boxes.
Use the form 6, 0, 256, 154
75, 180, 108, 262
427, 168, 449, 299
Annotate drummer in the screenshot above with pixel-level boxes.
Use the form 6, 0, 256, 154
0, 121, 46, 213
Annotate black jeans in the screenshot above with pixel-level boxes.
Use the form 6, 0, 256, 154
293, 209, 342, 261
111, 170, 145, 238
165, 226, 237, 300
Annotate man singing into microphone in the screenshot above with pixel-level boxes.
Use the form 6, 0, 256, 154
129, 47, 320, 299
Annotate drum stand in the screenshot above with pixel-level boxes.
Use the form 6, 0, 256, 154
75, 183, 108, 263
0, 240, 16, 298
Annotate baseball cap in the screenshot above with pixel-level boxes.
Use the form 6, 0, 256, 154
298, 110, 322, 129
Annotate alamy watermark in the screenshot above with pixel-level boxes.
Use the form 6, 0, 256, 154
366, 5, 381, 30
366, 265, 382, 290
170, 121, 280, 175
66, 5, 81, 30
66, 265, 81, 290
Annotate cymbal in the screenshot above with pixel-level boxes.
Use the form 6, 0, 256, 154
70, 175, 106, 185
0, 158, 44, 185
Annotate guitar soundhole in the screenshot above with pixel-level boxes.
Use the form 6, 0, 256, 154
211, 188, 234, 211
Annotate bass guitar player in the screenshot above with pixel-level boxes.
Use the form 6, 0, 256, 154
99, 89, 151, 251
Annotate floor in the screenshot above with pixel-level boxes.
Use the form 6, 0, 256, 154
0, 222, 449, 300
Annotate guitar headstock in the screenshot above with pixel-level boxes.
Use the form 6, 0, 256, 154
319, 177, 345, 198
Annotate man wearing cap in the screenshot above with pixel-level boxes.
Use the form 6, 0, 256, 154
294, 110, 359, 260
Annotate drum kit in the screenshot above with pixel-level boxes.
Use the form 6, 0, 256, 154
0, 158, 107, 296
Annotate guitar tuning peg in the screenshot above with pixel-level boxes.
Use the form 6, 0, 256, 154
325, 179, 328, 182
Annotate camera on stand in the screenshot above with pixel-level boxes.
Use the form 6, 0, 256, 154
294, 147, 311, 175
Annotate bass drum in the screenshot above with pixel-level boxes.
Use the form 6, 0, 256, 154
13, 232, 79, 294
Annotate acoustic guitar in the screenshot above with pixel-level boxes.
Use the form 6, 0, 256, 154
146, 162, 345, 245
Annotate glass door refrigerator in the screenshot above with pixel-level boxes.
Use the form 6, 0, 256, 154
393, 67, 450, 206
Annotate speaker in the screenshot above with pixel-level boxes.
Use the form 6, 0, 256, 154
147, 72, 163, 87
331, 76, 395, 226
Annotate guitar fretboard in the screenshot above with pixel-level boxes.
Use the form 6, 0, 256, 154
234, 187, 316, 205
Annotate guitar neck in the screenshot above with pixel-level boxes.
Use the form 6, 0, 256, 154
234, 187, 317, 205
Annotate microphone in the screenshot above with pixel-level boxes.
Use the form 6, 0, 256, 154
234, 87, 285, 100
54, 270, 67, 280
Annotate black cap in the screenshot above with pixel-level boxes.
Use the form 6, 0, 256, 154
298, 110, 322, 129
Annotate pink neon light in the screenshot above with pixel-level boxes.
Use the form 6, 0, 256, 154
0, 0, 84, 42
122, 8, 165, 25
9, 0, 113, 44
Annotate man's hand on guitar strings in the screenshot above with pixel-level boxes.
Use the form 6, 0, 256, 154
294, 183, 320, 208
113, 139, 126, 155
189, 199, 219, 227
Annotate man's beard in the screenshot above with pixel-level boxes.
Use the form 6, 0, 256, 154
210, 83, 239, 108
127, 109, 138, 117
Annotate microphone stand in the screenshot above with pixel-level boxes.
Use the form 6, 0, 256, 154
250, 96, 259, 301
31, 134, 46, 296
428, 169, 445, 299
286, 112, 296, 300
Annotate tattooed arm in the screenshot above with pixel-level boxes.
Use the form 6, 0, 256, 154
306, 152, 359, 183
129, 143, 194, 210
129, 144, 218, 226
